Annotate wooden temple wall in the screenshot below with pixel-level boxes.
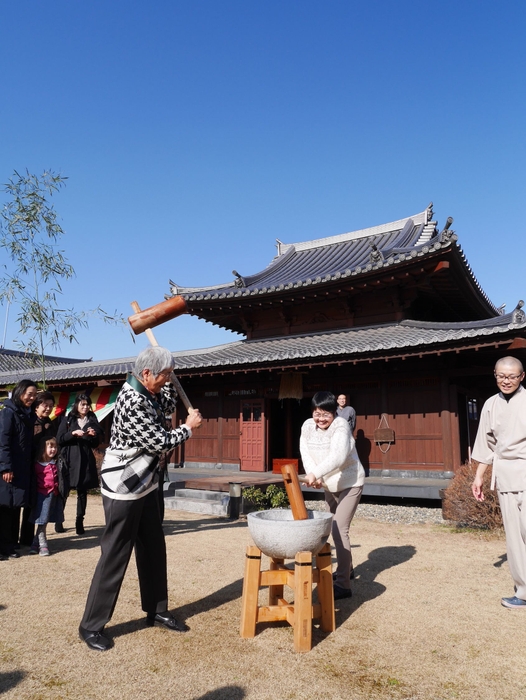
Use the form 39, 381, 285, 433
177, 365, 466, 475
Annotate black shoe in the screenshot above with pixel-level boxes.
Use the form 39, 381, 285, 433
333, 584, 353, 600
9, 552, 20, 559
146, 611, 187, 632
55, 522, 65, 533
0, 553, 8, 561
79, 625, 113, 651
75, 518, 85, 536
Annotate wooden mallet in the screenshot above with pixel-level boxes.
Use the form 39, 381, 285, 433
129, 300, 195, 413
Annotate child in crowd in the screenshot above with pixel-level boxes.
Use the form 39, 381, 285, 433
30, 437, 63, 557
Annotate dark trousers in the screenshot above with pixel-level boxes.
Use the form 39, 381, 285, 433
157, 472, 165, 523
76, 490, 87, 519
0, 506, 17, 555
80, 489, 168, 632
20, 506, 35, 546
10, 506, 21, 546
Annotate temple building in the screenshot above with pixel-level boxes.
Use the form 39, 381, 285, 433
1, 203, 525, 486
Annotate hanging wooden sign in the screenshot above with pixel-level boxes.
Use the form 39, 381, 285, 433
374, 428, 395, 443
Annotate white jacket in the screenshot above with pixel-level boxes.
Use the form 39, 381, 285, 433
300, 416, 365, 493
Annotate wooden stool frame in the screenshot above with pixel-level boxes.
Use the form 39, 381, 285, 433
240, 542, 335, 653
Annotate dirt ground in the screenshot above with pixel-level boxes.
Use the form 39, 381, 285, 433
1, 495, 525, 700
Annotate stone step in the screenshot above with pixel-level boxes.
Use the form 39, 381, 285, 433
164, 487, 230, 516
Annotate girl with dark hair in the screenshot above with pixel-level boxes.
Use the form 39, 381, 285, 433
31, 391, 66, 534
57, 394, 102, 535
0, 380, 38, 559
300, 391, 365, 600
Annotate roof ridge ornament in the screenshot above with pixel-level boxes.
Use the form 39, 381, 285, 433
426, 202, 434, 224
232, 270, 246, 288
512, 300, 525, 325
369, 242, 384, 264
438, 217, 454, 243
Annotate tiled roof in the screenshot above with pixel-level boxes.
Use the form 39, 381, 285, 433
0, 348, 89, 374
0, 305, 524, 386
170, 204, 497, 316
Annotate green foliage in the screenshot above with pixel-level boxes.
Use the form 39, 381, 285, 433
266, 483, 290, 508
0, 169, 124, 386
242, 484, 290, 510
242, 486, 269, 510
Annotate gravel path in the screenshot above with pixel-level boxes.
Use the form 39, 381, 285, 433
305, 499, 446, 525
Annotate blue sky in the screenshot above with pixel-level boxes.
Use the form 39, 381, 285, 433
1, 1, 525, 361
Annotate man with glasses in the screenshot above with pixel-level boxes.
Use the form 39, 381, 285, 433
472, 356, 526, 608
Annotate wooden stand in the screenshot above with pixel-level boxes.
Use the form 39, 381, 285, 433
240, 543, 335, 652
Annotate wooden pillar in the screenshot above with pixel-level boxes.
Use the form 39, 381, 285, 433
316, 543, 335, 632
294, 551, 313, 653
268, 558, 284, 605
440, 373, 454, 471
217, 390, 224, 465
240, 546, 262, 638
449, 383, 461, 471
285, 399, 293, 457
380, 374, 390, 470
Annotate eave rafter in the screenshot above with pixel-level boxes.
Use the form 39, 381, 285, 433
174, 335, 518, 379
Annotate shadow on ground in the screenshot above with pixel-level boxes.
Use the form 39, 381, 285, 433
494, 553, 507, 568
192, 686, 245, 700
106, 577, 244, 640
0, 670, 26, 694
24, 516, 249, 556
331, 544, 417, 628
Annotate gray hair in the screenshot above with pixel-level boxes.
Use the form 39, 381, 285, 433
134, 346, 174, 378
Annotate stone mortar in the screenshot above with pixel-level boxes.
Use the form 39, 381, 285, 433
247, 509, 333, 559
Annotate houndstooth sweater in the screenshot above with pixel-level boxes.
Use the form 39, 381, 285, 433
100, 375, 192, 500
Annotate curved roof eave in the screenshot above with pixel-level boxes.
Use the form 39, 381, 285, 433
171, 205, 434, 297
170, 204, 498, 316
1, 305, 523, 386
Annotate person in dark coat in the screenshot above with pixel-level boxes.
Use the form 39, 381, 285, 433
29, 391, 64, 536
0, 380, 38, 560
57, 393, 102, 535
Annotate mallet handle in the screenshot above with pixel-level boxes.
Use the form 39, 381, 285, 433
130, 301, 194, 412
281, 464, 309, 520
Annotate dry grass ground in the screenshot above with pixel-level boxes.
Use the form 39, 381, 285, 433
1, 495, 525, 700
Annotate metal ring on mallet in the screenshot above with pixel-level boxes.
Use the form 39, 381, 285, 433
129, 299, 196, 415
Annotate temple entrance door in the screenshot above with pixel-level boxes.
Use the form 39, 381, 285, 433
239, 400, 266, 471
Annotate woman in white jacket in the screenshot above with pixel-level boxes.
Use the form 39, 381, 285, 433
300, 391, 365, 599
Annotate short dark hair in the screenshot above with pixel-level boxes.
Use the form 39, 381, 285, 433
34, 390, 55, 409
311, 391, 337, 414
11, 380, 38, 409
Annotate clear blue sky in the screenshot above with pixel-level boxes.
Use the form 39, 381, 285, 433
1, 1, 525, 361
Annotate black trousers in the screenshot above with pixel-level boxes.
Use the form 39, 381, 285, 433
20, 506, 35, 546
0, 506, 17, 555
76, 490, 87, 519
80, 489, 168, 632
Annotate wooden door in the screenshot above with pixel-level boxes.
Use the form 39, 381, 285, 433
240, 399, 265, 471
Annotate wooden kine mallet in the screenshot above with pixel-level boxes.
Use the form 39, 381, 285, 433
128, 298, 195, 414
